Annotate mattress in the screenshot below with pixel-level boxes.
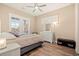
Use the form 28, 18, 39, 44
7, 34, 42, 48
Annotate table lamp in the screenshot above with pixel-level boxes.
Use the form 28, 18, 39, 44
0, 38, 6, 49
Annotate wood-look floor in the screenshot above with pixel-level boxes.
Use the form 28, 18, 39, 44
24, 42, 76, 56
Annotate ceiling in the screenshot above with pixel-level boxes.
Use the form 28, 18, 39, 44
4, 3, 71, 16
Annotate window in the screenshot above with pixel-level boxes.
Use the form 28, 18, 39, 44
41, 15, 59, 32
11, 17, 20, 29
9, 14, 30, 35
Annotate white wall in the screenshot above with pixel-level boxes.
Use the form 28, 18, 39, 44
75, 4, 79, 54
0, 19, 1, 32
36, 4, 75, 40
0, 4, 36, 33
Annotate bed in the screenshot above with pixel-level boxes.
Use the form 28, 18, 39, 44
13, 34, 43, 55
0, 32, 43, 55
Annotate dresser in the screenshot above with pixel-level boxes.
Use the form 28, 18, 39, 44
0, 43, 21, 56
40, 31, 55, 43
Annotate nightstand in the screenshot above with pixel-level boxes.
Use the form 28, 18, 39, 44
0, 43, 21, 56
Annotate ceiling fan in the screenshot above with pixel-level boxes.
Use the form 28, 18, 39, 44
25, 3, 47, 12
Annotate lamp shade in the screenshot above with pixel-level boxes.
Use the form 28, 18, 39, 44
0, 38, 6, 49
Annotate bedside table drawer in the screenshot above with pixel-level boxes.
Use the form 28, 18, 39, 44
0, 43, 21, 56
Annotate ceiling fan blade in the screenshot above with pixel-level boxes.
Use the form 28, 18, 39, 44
38, 8, 42, 12
33, 9, 36, 12
39, 4, 46, 7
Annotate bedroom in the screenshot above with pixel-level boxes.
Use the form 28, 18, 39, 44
0, 3, 79, 56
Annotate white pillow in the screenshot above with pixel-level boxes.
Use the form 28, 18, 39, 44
0, 32, 16, 40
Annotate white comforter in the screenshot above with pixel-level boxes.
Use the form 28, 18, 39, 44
7, 34, 42, 47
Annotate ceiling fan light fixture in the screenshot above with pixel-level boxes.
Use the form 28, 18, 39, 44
35, 6, 38, 9
25, 3, 47, 12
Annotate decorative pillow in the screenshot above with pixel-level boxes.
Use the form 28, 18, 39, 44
10, 32, 28, 37
9, 32, 20, 37
0, 32, 16, 40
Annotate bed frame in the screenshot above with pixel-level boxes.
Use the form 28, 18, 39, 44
21, 41, 43, 56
